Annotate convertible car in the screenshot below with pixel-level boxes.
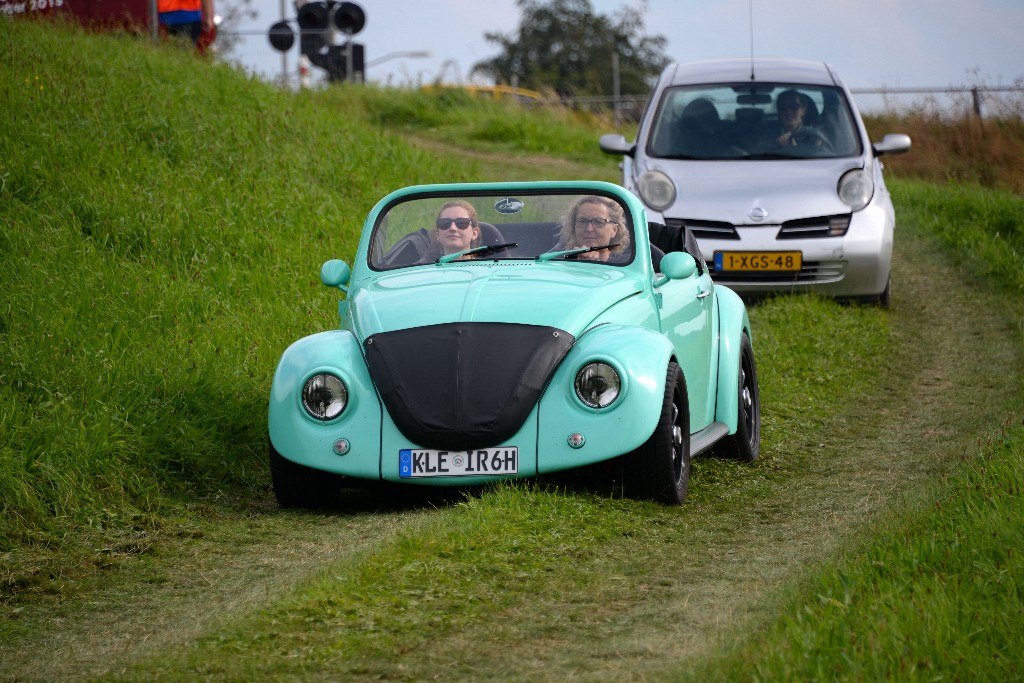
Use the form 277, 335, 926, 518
268, 181, 760, 507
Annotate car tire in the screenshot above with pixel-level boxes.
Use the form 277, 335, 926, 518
714, 333, 761, 462
269, 440, 341, 509
624, 361, 690, 505
878, 276, 891, 309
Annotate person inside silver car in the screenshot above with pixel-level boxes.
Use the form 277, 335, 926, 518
758, 89, 827, 150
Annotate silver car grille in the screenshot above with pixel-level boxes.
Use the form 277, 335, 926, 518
668, 215, 852, 241
708, 260, 846, 284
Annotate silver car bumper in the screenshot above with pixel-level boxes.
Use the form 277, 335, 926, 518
695, 204, 893, 299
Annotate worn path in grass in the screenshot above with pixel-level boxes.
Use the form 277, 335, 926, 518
2, 188, 1021, 680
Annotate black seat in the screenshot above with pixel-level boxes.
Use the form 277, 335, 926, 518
478, 222, 504, 246
648, 222, 705, 274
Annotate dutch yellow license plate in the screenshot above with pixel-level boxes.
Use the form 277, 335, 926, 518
714, 251, 802, 272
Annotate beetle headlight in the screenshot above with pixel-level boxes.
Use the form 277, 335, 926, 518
637, 170, 677, 211
574, 363, 621, 409
302, 373, 348, 421
837, 168, 873, 211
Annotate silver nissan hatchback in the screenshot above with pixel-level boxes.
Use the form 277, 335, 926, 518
600, 58, 911, 306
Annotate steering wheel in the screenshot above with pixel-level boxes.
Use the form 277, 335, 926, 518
792, 128, 834, 153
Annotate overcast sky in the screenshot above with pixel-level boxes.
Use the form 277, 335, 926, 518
232, 0, 1024, 90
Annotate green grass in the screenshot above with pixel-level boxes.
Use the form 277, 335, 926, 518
892, 179, 1024, 294
680, 420, 1024, 682
106, 294, 897, 680
2, 17, 1023, 681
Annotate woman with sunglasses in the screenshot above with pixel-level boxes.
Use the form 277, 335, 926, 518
433, 200, 481, 258
558, 196, 631, 262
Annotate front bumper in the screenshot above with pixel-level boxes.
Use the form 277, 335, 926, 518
692, 204, 893, 298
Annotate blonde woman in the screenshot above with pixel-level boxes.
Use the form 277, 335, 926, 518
558, 195, 630, 262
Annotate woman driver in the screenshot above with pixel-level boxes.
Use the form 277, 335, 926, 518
559, 196, 630, 262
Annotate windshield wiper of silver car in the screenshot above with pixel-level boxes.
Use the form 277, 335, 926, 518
536, 243, 621, 261
743, 152, 801, 160
437, 242, 519, 264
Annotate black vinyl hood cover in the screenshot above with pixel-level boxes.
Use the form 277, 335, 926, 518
363, 322, 575, 450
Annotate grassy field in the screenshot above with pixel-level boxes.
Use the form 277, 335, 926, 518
2, 18, 1023, 681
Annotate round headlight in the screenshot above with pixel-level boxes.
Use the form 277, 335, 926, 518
637, 170, 677, 211
574, 362, 621, 409
837, 168, 873, 211
302, 373, 348, 421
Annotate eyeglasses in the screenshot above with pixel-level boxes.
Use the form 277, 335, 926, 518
575, 217, 618, 229
436, 217, 474, 230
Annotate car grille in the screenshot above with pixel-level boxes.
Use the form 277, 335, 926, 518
668, 214, 852, 241
708, 260, 846, 284
777, 214, 852, 239
666, 218, 738, 240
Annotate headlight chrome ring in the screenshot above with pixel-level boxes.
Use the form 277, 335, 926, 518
574, 362, 621, 409
301, 373, 348, 421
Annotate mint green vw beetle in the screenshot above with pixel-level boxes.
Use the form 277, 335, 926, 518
268, 181, 760, 507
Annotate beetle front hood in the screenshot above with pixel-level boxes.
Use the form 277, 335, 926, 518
652, 158, 862, 224
349, 264, 642, 340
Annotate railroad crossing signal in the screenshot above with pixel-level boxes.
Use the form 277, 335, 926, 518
268, 1, 365, 83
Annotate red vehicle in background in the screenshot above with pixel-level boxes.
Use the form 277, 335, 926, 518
3, 0, 215, 52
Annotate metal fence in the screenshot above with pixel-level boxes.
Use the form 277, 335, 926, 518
216, 31, 1023, 121
531, 86, 1024, 123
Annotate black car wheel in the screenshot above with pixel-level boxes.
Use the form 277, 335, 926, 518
624, 361, 690, 505
879, 276, 892, 309
269, 440, 341, 509
715, 333, 760, 462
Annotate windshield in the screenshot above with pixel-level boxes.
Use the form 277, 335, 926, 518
647, 83, 863, 160
369, 191, 636, 271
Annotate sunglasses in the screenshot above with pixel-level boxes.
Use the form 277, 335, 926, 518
436, 217, 474, 230
575, 217, 618, 229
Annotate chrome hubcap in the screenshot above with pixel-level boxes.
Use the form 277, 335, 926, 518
671, 400, 684, 474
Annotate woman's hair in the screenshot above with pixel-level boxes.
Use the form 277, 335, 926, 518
559, 195, 630, 254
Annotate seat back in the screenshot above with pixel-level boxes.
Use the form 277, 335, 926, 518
478, 222, 504, 246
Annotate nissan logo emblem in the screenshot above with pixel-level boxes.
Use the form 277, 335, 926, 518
749, 207, 768, 222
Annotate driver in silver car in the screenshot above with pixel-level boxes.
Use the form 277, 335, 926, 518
760, 89, 825, 150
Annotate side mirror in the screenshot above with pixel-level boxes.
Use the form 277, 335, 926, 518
599, 133, 636, 157
320, 259, 351, 290
873, 133, 912, 157
658, 251, 697, 280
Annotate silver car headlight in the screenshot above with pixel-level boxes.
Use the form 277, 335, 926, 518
637, 170, 676, 211
302, 373, 348, 421
575, 362, 621, 409
837, 168, 873, 211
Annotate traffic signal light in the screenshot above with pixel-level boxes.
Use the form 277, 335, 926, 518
268, 1, 365, 83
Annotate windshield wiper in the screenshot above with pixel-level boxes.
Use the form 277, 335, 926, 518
437, 242, 518, 264
744, 152, 799, 160
536, 243, 620, 261
658, 153, 702, 160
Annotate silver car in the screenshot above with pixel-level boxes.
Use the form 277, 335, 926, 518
600, 58, 910, 305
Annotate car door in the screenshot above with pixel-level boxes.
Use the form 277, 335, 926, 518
655, 266, 715, 431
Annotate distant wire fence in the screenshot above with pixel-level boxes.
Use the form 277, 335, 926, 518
547, 86, 1024, 123
217, 31, 1023, 122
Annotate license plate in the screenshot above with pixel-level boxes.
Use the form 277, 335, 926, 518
399, 447, 519, 478
714, 251, 802, 272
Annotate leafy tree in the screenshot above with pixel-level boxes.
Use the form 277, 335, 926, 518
471, 0, 669, 97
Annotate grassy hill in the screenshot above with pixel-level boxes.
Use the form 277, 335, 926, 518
2, 17, 1023, 681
